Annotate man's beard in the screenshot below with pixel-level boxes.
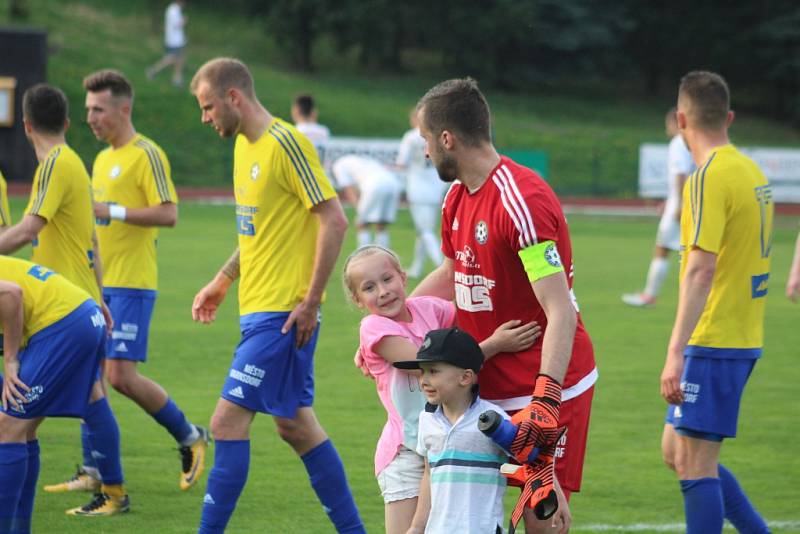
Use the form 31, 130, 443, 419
434, 151, 459, 183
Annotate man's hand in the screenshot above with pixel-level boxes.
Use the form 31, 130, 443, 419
100, 300, 114, 334
660, 350, 684, 404
93, 202, 110, 221
192, 277, 230, 324
281, 299, 319, 348
2, 358, 30, 412
510, 374, 563, 453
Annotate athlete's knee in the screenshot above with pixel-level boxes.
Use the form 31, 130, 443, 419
274, 417, 307, 446
107, 369, 134, 396
662, 447, 677, 472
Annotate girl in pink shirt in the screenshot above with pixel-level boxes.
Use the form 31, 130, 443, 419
343, 245, 539, 533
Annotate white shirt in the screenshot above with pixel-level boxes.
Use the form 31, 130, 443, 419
664, 134, 694, 219
331, 155, 398, 193
417, 397, 508, 534
296, 122, 331, 146
397, 127, 445, 205
164, 3, 186, 48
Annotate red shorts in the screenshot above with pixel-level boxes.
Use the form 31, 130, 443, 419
507, 385, 594, 493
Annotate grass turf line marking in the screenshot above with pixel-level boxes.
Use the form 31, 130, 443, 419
575, 520, 800, 532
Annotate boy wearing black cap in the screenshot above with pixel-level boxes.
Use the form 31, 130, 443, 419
395, 327, 508, 534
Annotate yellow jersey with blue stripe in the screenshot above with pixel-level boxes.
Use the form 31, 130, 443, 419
0, 256, 91, 344
681, 144, 772, 357
234, 118, 337, 315
0, 171, 10, 227
92, 133, 178, 290
24, 144, 100, 302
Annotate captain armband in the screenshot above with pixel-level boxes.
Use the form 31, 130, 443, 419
518, 240, 564, 282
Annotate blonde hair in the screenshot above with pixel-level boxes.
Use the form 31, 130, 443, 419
342, 245, 404, 301
190, 57, 256, 99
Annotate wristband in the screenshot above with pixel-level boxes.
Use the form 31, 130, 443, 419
109, 205, 127, 221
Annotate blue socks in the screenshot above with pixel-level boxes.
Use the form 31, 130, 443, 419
719, 464, 770, 533
681, 478, 723, 534
152, 398, 195, 445
85, 397, 124, 485
199, 440, 250, 534
301, 440, 365, 534
12, 440, 39, 534
0, 443, 27, 533
80, 422, 99, 475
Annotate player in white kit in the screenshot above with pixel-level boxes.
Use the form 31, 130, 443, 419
292, 93, 331, 148
396, 108, 446, 277
623, 108, 694, 307
332, 154, 400, 249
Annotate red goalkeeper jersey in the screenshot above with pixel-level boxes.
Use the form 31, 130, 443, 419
441, 155, 597, 410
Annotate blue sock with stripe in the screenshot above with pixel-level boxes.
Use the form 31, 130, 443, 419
0, 443, 27, 533
80, 422, 99, 473
301, 440, 365, 534
12, 440, 39, 534
719, 464, 770, 533
151, 398, 195, 445
681, 478, 723, 534
85, 398, 124, 485
198, 440, 250, 534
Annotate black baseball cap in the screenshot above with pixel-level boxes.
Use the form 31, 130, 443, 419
394, 327, 483, 373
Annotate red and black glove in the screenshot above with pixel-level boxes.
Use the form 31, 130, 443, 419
508, 374, 562, 463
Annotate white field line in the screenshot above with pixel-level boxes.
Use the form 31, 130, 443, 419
575, 520, 800, 532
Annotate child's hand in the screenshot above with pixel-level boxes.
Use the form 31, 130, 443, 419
353, 347, 375, 380
482, 320, 541, 359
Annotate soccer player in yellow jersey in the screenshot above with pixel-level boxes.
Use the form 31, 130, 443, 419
660, 71, 771, 534
0, 172, 10, 228
0, 256, 128, 530
190, 58, 364, 533
44, 70, 208, 495
0, 85, 130, 516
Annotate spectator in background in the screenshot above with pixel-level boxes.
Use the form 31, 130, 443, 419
292, 93, 331, 147
622, 107, 694, 307
332, 154, 401, 250
146, 0, 188, 87
396, 107, 445, 278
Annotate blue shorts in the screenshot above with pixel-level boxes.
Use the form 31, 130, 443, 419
220, 311, 320, 418
1, 300, 105, 419
665, 356, 756, 440
104, 288, 157, 362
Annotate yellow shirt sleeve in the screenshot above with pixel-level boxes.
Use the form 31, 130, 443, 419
273, 122, 335, 210
688, 159, 728, 254
26, 153, 67, 221
0, 174, 10, 226
138, 144, 178, 206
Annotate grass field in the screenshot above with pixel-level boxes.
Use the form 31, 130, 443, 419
2, 0, 800, 195
6, 196, 800, 533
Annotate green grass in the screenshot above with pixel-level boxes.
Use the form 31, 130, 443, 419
2, 0, 799, 195
6, 196, 800, 533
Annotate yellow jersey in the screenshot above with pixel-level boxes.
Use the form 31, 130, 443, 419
92, 133, 178, 290
234, 118, 337, 315
0, 256, 92, 344
25, 144, 101, 302
681, 144, 772, 356
0, 171, 10, 227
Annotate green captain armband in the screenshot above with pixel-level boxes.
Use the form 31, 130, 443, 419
518, 241, 564, 281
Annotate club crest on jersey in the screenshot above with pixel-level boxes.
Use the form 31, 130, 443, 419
544, 242, 562, 267
452, 217, 459, 231
109, 165, 121, 179
475, 221, 489, 245
250, 163, 260, 181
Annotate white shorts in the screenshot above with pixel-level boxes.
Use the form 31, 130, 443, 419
656, 214, 680, 251
409, 203, 439, 234
358, 182, 399, 224
376, 446, 425, 503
